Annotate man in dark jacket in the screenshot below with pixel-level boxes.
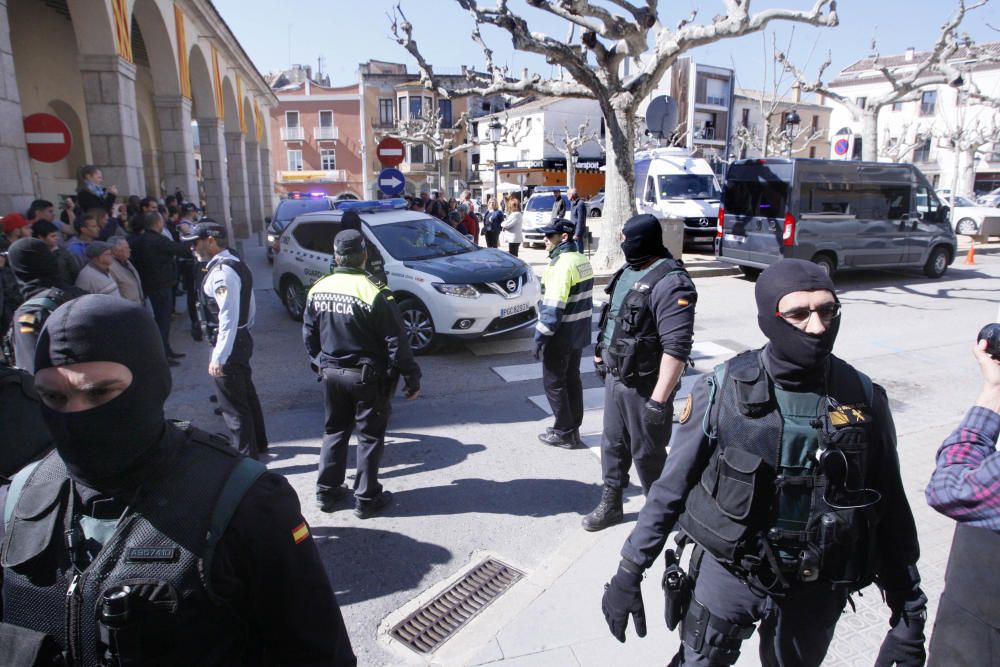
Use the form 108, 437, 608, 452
550, 188, 567, 222
568, 188, 588, 252
0, 295, 356, 665
129, 211, 189, 365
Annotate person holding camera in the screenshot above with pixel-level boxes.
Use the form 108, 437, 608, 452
925, 331, 1000, 666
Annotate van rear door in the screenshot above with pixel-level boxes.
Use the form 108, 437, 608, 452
720, 161, 793, 266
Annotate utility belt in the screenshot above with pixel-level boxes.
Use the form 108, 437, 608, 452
323, 360, 391, 386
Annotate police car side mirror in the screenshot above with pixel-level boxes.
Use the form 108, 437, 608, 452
465, 234, 474, 242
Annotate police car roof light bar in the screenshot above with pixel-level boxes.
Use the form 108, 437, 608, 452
334, 198, 408, 212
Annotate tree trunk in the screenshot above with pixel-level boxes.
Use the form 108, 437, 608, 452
439, 156, 450, 199
956, 147, 976, 197
592, 103, 637, 273
565, 150, 576, 189
860, 109, 879, 161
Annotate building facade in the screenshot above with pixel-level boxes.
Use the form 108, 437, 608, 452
268, 71, 363, 199
826, 42, 1000, 195
1, 0, 276, 241
731, 87, 831, 159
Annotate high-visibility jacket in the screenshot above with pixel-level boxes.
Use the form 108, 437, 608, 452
535, 241, 593, 349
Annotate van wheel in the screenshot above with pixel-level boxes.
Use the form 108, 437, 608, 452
397, 299, 437, 355
740, 266, 761, 280
281, 277, 307, 321
812, 253, 836, 276
923, 246, 950, 278
956, 218, 979, 235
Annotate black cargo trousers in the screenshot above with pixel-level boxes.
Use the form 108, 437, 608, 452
214, 330, 268, 459
317, 366, 393, 501
600, 374, 671, 495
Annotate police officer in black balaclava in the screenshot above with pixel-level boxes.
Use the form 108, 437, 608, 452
0, 295, 356, 665
600, 259, 926, 667
584, 214, 697, 532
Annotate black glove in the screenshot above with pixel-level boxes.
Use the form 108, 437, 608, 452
403, 384, 420, 399
533, 341, 546, 361
310, 362, 323, 382
874, 590, 928, 667
602, 559, 646, 643
643, 399, 668, 427
594, 359, 608, 381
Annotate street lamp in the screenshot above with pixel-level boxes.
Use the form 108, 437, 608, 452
783, 110, 801, 157
489, 118, 503, 204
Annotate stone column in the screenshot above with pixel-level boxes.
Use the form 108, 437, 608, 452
197, 118, 231, 238
259, 146, 274, 216
244, 139, 264, 237
79, 54, 144, 196
0, 0, 34, 213
224, 131, 250, 240
154, 95, 198, 201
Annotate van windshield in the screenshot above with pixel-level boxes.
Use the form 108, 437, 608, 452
723, 179, 789, 218
526, 194, 567, 211
657, 175, 720, 200
369, 217, 478, 261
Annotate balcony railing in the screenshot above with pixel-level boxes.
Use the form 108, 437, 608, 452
280, 126, 305, 141
314, 126, 339, 141
276, 169, 346, 183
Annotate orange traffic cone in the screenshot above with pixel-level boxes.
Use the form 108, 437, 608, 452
966, 241, 976, 265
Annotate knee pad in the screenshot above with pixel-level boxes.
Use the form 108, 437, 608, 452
680, 597, 755, 666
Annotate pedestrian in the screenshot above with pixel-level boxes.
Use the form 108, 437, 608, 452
924, 336, 1000, 666
601, 258, 926, 667
75, 164, 118, 216
535, 218, 594, 449
30, 219, 79, 287
5, 238, 85, 373
74, 241, 121, 297
184, 221, 268, 460
94, 206, 123, 241
584, 214, 697, 532
303, 229, 421, 518
568, 188, 588, 252
2, 213, 32, 244
483, 197, 504, 249
107, 236, 143, 304
177, 203, 203, 340
0, 294, 356, 665
458, 203, 479, 243
500, 197, 523, 256
26, 199, 67, 240
448, 210, 471, 237
129, 211, 189, 365
550, 188, 567, 221
66, 212, 100, 266
459, 189, 477, 216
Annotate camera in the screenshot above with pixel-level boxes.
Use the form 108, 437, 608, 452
978, 323, 1000, 360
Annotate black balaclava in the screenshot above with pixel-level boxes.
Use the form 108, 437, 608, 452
34, 295, 171, 494
8, 237, 59, 297
755, 259, 840, 390
621, 214, 671, 270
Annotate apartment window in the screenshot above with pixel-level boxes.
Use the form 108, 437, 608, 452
398, 97, 406, 121
378, 98, 394, 126
320, 148, 336, 170
284, 111, 299, 128
319, 110, 333, 127
410, 144, 424, 163
913, 139, 932, 163
741, 108, 750, 128
481, 101, 491, 112
811, 115, 819, 131
855, 97, 867, 110
892, 101, 905, 111
438, 99, 453, 127
287, 149, 303, 171
920, 90, 937, 116
705, 78, 728, 106
809, 146, 816, 158
409, 96, 423, 120
520, 149, 530, 160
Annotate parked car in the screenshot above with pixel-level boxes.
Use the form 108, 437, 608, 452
977, 187, 1000, 208
521, 187, 571, 248
587, 192, 605, 217
635, 148, 722, 241
271, 199, 541, 354
265, 193, 336, 264
717, 158, 957, 279
948, 195, 1000, 236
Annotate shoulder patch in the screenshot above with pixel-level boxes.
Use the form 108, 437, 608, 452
214, 285, 228, 298
677, 298, 690, 307
292, 521, 310, 544
678, 394, 693, 424
17, 312, 37, 334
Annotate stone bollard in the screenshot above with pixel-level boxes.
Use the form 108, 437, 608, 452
659, 215, 684, 259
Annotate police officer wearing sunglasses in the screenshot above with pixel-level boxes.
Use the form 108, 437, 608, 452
602, 259, 926, 667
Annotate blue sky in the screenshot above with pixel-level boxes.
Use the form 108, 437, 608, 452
215, 0, 1000, 93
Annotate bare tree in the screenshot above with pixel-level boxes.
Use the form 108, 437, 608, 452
877, 122, 933, 163
392, 0, 838, 271
545, 121, 600, 189
776, 0, 992, 162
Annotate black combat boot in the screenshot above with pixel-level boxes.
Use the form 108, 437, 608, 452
581, 485, 624, 532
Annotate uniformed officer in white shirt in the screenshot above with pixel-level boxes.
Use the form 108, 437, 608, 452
182, 221, 268, 459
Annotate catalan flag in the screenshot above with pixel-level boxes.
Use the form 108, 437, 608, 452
292, 521, 309, 545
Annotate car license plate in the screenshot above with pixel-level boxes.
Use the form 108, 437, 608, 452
500, 303, 530, 318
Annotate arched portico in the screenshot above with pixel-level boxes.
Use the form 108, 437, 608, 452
189, 42, 230, 229
222, 75, 250, 240
243, 95, 265, 235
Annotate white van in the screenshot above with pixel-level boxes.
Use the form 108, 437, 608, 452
634, 148, 721, 240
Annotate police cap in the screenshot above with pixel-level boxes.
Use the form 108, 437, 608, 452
539, 218, 576, 237
334, 229, 366, 255
179, 220, 226, 242
180, 202, 200, 216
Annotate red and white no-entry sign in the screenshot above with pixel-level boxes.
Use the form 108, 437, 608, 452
376, 136, 405, 167
23, 113, 72, 163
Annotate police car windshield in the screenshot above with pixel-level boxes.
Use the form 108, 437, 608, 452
369, 218, 477, 261
657, 175, 720, 200
274, 199, 331, 229
526, 194, 566, 211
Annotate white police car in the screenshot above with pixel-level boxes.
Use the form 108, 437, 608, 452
271, 199, 540, 353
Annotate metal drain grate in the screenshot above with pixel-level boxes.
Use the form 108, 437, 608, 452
390, 558, 524, 654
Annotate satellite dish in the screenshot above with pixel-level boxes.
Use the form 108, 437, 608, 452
645, 95, 678, 139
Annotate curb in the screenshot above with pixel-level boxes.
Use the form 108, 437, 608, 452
590, 263, 740, 287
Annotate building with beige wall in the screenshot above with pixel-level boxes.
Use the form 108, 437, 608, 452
732, 88, 831, 159
1, 0, 275, 241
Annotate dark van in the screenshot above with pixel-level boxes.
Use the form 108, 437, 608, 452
716, 158, 957, 279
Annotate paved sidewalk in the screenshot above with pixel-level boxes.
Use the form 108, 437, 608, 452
516, 241, 737, 282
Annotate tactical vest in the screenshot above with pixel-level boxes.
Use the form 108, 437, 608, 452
1, 424, 266, 666
677, 350, 879, 593
0, 366, 52, 480
200, 257, 253, 328
3, 287, 79, 369
604, 259, 688, 389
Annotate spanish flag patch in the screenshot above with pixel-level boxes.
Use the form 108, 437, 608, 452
292, 521, 309, 544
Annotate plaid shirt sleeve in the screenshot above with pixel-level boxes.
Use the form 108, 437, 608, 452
925, 406, 1000, 530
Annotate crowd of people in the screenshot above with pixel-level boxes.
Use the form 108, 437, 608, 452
401, 188, 527, 255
